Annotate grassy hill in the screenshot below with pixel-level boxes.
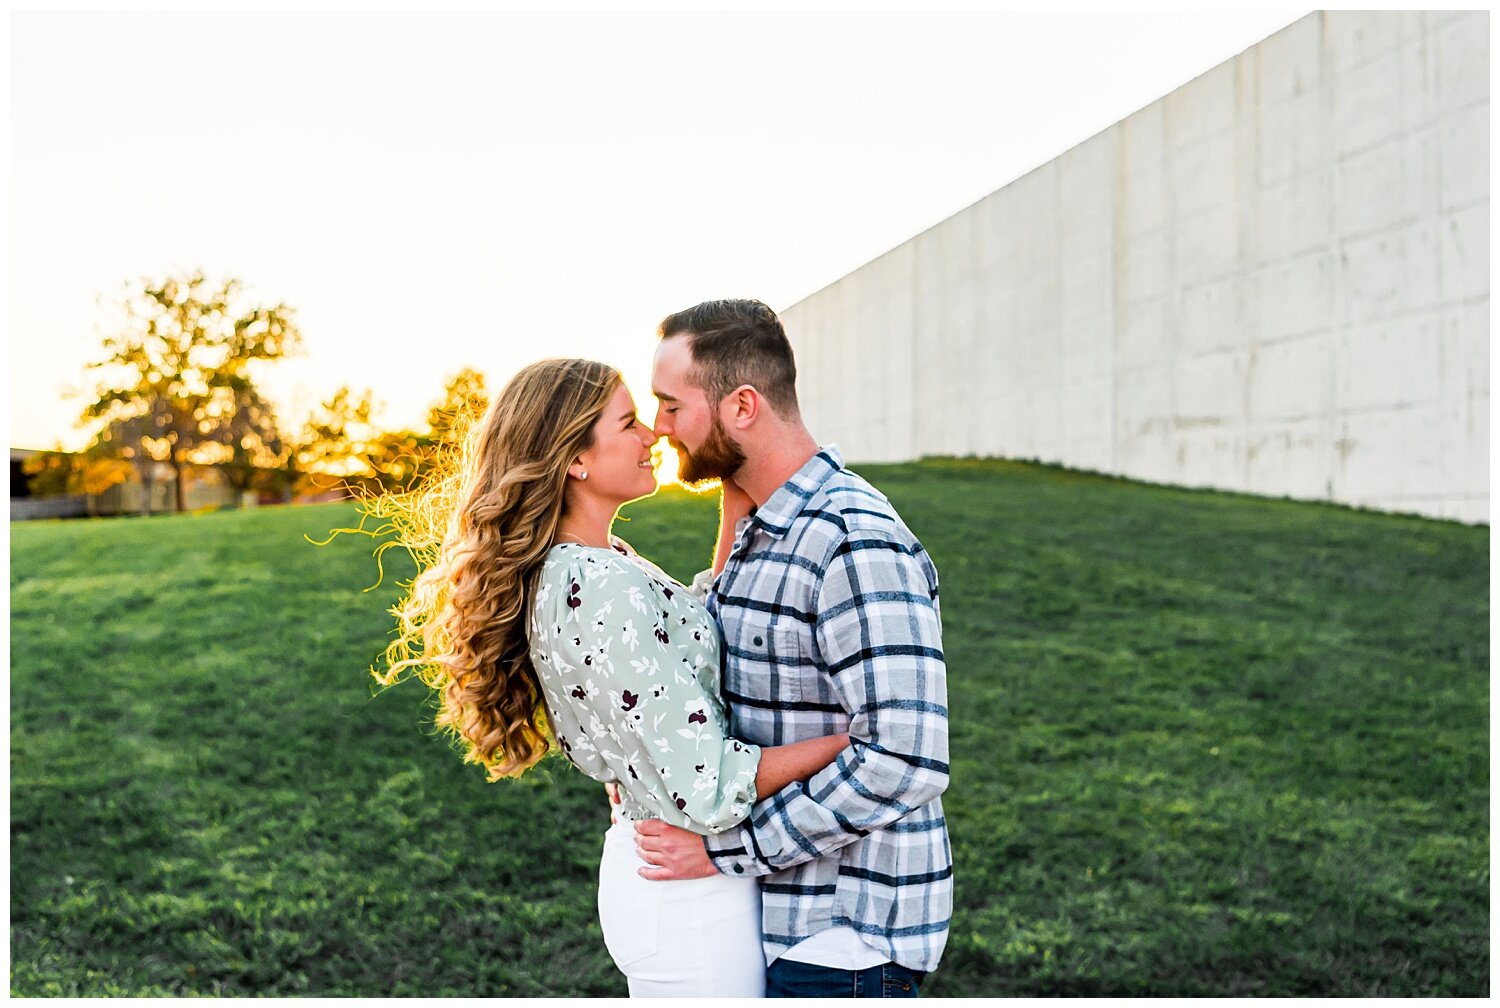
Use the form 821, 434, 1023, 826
10, 460, 1489, 995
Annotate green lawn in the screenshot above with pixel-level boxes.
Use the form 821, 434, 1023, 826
10, 460, 1489, 996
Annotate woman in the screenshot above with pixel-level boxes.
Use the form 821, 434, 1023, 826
370, 359, 846, 997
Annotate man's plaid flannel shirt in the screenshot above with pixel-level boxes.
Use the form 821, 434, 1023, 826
699, 446, 952, 973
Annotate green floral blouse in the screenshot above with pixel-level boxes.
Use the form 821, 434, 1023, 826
527, 540, 761, 835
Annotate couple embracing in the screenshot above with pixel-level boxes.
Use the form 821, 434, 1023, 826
386, 299, 952, 997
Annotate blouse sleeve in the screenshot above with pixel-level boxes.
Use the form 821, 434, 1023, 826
687, 567, 716, 603
538, 549, 761, 835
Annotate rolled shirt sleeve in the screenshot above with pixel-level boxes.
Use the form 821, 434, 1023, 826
703, 530, 949, 873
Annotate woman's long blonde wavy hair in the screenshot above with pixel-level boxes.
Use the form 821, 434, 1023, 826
365, 358, 622, 780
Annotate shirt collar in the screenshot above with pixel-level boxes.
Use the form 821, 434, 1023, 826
748, 444, 844, 540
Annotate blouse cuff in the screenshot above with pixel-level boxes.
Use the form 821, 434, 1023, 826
688, 567, 716, 602
697, 739, 762, 834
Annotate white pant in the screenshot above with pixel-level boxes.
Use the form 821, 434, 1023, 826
597, 817, 765, 998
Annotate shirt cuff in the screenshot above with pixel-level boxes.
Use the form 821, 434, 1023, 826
704, 824, 772, 877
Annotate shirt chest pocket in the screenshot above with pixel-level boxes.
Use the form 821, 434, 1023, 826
735, 613, 810, 703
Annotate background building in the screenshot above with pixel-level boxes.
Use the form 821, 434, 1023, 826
9, 447, 243, 520
784, 11, 1488, 524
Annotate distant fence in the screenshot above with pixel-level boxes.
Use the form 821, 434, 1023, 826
11, 495, 91, 521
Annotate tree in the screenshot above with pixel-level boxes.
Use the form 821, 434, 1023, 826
93, 407, 173, 513
425, 367, 489, 446
394, 367, 490, 490
283, 370, 489, 499
76, 455, 136, 499
82, 271, 300, 513
203, 381, 286, 496
284, 386, 403, 498
20, 448, 133, 501
19, 450, 78, 498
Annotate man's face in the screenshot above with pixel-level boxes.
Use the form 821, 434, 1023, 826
651, 334, 746, 488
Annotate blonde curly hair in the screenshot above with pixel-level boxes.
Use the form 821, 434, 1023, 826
362, 358, 621, 779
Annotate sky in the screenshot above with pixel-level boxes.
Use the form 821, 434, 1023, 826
9, 8, 1308, 455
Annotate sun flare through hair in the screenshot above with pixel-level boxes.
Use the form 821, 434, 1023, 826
347, 359, 622, 780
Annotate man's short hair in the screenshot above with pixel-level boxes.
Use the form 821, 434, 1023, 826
657, 299, 800, 419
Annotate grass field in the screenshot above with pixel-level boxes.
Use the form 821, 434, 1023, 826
10, 459, 1490, 996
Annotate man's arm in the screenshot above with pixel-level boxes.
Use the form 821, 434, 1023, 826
633, 730, 849, 880
635, 531, 949, 881
706, 531, 947, 874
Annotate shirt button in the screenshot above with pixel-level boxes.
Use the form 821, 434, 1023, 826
733, 865, 744, 874
753, 636, 763, 646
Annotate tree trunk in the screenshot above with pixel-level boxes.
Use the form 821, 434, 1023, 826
281, 462, 300, 504
138, 468, 155, 515
171, 457, 186, 513
130, 455, 156, 515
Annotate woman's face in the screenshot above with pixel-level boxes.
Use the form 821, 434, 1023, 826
574, 382, 659, 505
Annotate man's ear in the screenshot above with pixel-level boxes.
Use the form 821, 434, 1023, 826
724, 385, 760, 430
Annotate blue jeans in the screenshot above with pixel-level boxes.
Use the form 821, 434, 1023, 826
765, 958, 926, 998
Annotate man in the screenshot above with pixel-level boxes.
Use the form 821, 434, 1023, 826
636, 298, 952, 998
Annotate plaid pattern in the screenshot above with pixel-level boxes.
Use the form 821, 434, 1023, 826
700, 446, 952, 973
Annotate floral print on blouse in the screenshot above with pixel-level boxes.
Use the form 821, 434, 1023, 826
527, 540, 761, 836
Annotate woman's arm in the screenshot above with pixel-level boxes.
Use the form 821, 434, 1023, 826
711, 477, 755, 576
755, 733, 849, 797
544, 551, 762, 834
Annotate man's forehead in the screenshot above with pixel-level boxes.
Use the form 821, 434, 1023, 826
654, 332, 693, 365
651, 336, 698, 393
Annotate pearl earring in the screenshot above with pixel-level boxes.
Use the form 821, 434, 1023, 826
579, 470, 588, 481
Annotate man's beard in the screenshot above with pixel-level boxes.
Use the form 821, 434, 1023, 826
675, 413, 746, 488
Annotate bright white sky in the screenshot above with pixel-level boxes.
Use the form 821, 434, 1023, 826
10, 8, 1307, 453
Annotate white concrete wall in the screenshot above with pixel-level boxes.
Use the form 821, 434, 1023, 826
782, 11, 1489, 523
